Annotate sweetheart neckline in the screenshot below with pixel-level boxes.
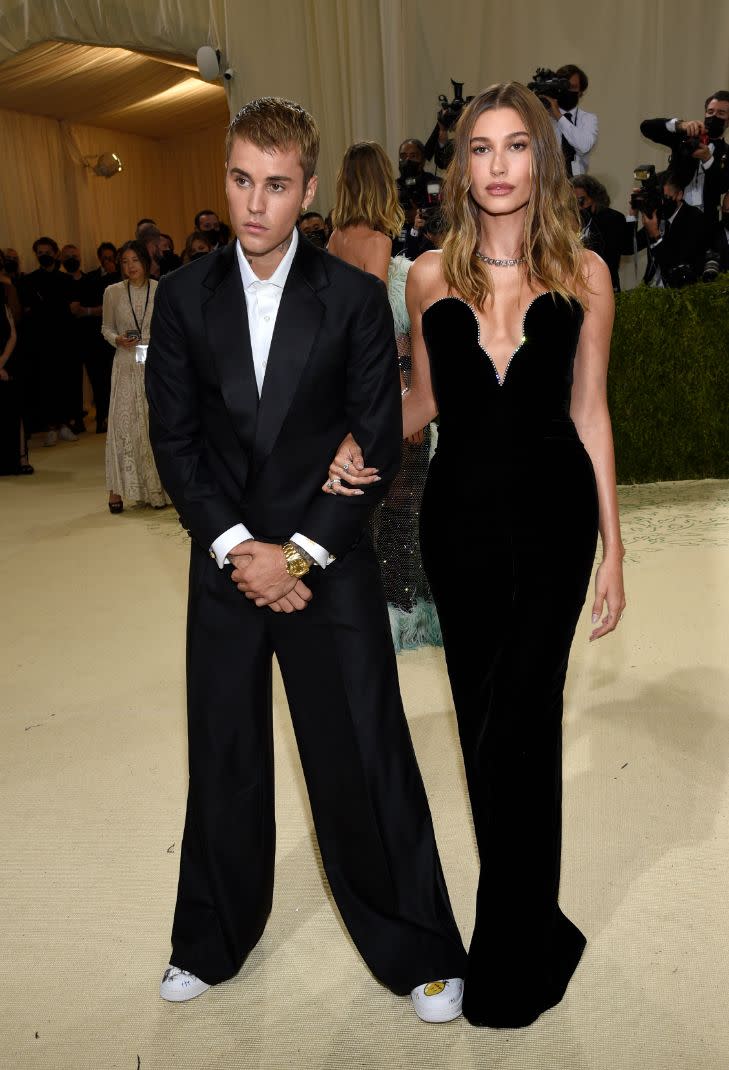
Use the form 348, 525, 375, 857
423, 291, 554, 386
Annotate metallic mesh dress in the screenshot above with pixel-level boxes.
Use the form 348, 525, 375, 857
370, 256, 442, 653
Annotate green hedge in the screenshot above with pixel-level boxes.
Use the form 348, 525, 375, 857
609, 276, 729, 483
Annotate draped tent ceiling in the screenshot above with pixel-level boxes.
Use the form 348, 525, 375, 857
1, 0, 728, 279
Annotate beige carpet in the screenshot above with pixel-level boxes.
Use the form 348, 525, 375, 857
1, 433, 727, 1070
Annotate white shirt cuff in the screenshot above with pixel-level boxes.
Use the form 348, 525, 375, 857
291, 533, 334, 569
666, 118, 678, 133
211, 523, 254, 568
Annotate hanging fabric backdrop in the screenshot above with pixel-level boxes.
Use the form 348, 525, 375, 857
1, 0, 728, 275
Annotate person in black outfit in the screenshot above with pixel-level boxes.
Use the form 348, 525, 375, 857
623, 172, 712, 286
572, 175, 625, 290
18, 237, 78, 444
71, 243, 118, 432
0, 283, 33, 475
640, 92, 729, 220
326, 81, 626, 1029
146, 97, 467, 1021
707, 190, 729, 273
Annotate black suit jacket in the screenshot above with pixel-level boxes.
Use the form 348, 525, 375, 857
622, 202, 711, 285
583, 207, 625, 290
640, 117, 729, 220
708, 222, 729, 271
145, 237, 402, 558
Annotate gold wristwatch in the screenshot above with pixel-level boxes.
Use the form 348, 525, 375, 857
282, 541, 312, 578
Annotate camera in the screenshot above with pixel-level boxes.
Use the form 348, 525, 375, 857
527, 68, 571, 110
125, 328, 141, 341
629, 164, 663, 215
702, 250, 722, 282
678, 114, 726, 156
437, 79, 474, 131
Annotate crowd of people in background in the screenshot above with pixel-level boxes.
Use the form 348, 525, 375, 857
2, 66, 728, 485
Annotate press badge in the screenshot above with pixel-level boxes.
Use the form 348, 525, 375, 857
135, 344, 149, 364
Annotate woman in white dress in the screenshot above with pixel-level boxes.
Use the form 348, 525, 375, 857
102, 240, 169, 512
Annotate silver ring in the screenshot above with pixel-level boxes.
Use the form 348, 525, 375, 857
326, 479, 334, 489
332, 478, 342, 485
342, 463, 350, 473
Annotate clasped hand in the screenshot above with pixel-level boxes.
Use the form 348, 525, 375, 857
228, 540, 312, 613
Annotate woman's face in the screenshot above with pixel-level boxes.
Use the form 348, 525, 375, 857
190, 238, 210, 256
121, 251, 145, 282
468, 106, 532, 217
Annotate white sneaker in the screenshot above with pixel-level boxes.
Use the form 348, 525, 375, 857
160, 965, 210, 1003
44, 430, 58, 447
59, 425, 78, 442
411, 978, 464, 1023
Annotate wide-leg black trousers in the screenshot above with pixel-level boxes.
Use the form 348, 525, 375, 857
169, 537, 467, 993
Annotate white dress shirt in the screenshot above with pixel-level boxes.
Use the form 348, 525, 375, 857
552, 107, 598, 175
210, 228, 331, 570
665, 118, 716, 209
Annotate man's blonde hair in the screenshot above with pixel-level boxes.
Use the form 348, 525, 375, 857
226, 97, 320, 183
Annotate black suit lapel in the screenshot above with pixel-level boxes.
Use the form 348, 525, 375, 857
252, 240, 327, 469
202, 243, 259, 453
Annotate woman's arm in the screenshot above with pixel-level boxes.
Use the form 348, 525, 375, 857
570, 251, 626, 640
401, 256, 438, 437
101, 285, 120, 347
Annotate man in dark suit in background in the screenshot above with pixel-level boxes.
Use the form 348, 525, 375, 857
640, 92, 729, 221
146, 97, 466, 1021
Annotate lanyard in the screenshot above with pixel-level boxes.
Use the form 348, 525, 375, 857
126, 280, 150, 335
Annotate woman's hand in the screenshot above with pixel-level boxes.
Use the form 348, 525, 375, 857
116, 335, 136, 348
322, 433, 380, 497
589, 554, 626, 641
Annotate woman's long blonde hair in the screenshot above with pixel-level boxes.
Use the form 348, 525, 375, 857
441, 81, 587, 309
331, 141, 405, 238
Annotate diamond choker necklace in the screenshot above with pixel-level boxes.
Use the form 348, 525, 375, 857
475, 250, 526, 267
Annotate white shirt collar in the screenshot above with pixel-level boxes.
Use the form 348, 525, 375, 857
236, 226, 299, 291
668, 203, 683, 224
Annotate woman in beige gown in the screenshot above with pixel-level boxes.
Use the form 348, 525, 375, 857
102, 240, 169, 512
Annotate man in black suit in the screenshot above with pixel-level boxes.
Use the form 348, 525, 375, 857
640, 91, 729, 221
146, 97, 466, 1020
707, 190, 729, 273
623, 172, 711, 287
572, 175, 625, 291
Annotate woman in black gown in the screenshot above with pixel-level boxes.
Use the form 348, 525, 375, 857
324, 81, 626, 1028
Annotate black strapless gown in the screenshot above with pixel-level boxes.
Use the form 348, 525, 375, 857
420, 293, 599, 1028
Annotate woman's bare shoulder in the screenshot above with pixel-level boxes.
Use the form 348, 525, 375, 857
407, 250, 446, 302
581, 248, 612, 292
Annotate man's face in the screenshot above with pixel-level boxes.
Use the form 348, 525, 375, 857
399, 141, 425, 172
575, 188, 594, 212
61, 245, 80, 267
705, 98, 729, 133
225, 137, 317, 263
568, 73, 583, 97
299, 215, 325, 238
99, 249, 116, 272
145, 237, 160, 261
662, 183, 683, 212
158, 236, 173, 255
36, 243, 57, 265
198, 212, 219, 232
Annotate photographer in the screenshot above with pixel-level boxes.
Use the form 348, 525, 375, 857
542, 64, 598, 175
624, 171, 711, 287
572, 176, 625, 290
404, 206, 448, 260
640, 92, 729, 219
394, 139, 441, 255
705, 190, 729, 277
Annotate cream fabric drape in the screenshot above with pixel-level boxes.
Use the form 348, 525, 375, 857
2, 0, 728, 270
0, 108, 228, 272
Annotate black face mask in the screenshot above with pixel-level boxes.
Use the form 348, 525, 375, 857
399, 159, 420, 180
661, 196, 679, 218
190, 250, 208, 260
304, 228, 327, 249
160, 249, 175, 262
4, 258, 18, 273
37, 253, 55, 268
63, 258, 80, 273
722, 212, 729, 228
557, 90, 580, 112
